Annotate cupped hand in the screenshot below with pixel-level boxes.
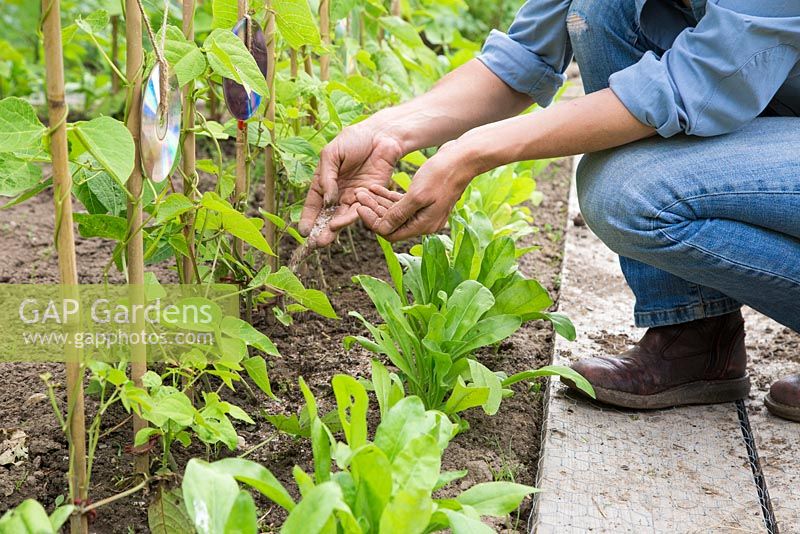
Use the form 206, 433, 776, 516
299, 126, 403, 247
355, 144, 472, 242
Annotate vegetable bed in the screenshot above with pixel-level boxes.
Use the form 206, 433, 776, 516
0, 161, 571, 532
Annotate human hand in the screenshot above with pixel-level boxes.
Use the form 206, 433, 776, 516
355, 143, 474, 242
299, 125, 403, 247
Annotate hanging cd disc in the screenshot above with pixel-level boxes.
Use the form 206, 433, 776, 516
141, 62, 181, 183
223, 17, 268, 120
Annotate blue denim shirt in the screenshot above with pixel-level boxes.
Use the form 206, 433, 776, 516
478, 0, 800, 137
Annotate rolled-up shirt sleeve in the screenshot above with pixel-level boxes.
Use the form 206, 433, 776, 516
610, 0, 800, 137
478, 0, 573, 106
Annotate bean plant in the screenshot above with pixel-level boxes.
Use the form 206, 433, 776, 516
0, 0, 586, 529
0, 499, 74, 534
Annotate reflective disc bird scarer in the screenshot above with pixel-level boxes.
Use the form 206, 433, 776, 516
223, 17, 268, 120
140, 62, 181, 183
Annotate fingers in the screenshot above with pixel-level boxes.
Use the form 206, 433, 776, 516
375, 194, 425, 236
299, 177, 324, 236
328, 203, 360, 232
358, 188, 433, 241
311, 225, 337, 247
379, 206, 447, 243
318, 146, 340, 206
358, 181, 454, 242
300, 139, 347, 236
383, 220, 429, 243
354, 185, 404, 235
356, 204, 381, 232
367, 184, 403, 203
355, 189, 389, 217
300, 144, 342, 237
308, 203, 357, 247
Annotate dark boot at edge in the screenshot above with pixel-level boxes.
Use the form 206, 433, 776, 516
565, 311, 751, 410
765, 375, 800, 422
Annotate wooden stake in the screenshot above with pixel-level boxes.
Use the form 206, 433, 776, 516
319, 0, 330, 82
233, 0, 249, 259
181, 0, 197, 283
390, 0, 400, 16
264, 1, 277, 269
41, 1, 88, 532
125, 0, 149, 476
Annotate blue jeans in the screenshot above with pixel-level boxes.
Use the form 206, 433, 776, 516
567, 0, 800, 332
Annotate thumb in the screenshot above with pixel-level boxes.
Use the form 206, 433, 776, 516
374, 193, 425, 236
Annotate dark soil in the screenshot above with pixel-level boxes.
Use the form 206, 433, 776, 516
0, 161, 572, 533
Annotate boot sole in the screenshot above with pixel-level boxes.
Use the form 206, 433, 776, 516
764, 394, 800, 422
568, 375, 751, 410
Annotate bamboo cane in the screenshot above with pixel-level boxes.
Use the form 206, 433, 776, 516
264, 1, 277, 269
233, 0, 249, 259
125, 0, 149, 476
41, 1, 88, 532
182, 0, 197, 283
319, 0, 330, 81
111, 15, 121, 94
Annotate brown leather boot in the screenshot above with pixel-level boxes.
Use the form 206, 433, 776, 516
566, 311, 751, 409
765, 376, 800, 422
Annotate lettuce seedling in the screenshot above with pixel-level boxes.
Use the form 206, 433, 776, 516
453, 164, 547, 242
182, 375, 538, 533
398, 233, 576, 341
345, 237, 591, 418
346, 274, 521, 416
